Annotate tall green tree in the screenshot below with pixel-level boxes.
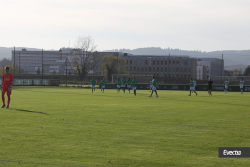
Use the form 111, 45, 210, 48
244, 65, 250, 76
101, 55, 129, 81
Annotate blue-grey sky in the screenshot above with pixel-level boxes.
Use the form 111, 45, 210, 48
1, 0, 250, 51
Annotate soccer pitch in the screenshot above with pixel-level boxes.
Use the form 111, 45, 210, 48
0, 86, 249, 167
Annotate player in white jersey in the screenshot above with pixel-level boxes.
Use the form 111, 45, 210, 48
239, 79, 244, 94
192, 79, 197, 93
149, 79, 153, 92
224, 79, 229, 94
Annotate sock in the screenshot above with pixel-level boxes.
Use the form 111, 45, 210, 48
155, 91, 158, 96
2, 96, 5, 105
194, 90, 196, 93
7, 96, 10, 106
190, 91, 191, 95
103, 89, 104, 93
92, 89, 93, 93
151, 91, 153, 96
135, 90, 136, 95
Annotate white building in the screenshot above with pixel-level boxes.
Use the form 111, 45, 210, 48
197, 58, 224, 80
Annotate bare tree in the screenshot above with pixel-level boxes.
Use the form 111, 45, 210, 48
71, 36, 99, 81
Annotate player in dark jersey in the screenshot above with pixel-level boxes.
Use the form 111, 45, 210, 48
207, 78, 213, 96
1, 66, 14, 108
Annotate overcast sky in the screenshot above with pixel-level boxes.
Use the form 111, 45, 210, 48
0, 0, 250, 52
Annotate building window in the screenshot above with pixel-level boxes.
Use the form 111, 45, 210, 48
165, 67, 167, 71
153, 67, 155, 71
134, 67, 136, 71
145, 60, 147, 65
149, 67, 151, 71
165, 60, 167, 64
145, 67, 147, 71
153, 60, 155, 65
157, 67, 159, 72
157, 60, 159, 65
130, 60, 132, 64
138, 68, 140, 71
161, 67, 163, 71
176, 67, 178, 72
161, 60, 163, 65
177, 61, 179, 64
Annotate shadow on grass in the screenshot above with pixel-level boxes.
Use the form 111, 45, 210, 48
9, 108, 49, 115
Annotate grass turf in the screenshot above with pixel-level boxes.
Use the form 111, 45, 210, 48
0, 86, 249, 167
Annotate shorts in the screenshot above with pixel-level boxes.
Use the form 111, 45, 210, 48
2, 88, 11, 95
152, 87, 156, 91
102, 86, 105, 89
208, 87, 212, 91
92, 85, 95, 88
117, 85, 120, 88
225, 85, 228, 89
133, 87, 137, 90
127, 85, 131, 88
150, 84, 153, 88
190, 87, 195, 91
240, 85, 243, 89
121, 84, 125, 88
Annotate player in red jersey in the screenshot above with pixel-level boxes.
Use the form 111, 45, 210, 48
1, 66, 14, 108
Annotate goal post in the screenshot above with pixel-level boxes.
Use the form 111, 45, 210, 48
112, 74, 153, 83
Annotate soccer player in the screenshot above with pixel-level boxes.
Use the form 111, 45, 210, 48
239, 78, 244, 94
149, 79, 153, 92
121, 76, 127, 93
116, 78, 121, 92
207, 78, 213, 96
193, 78, 197, 93
224, 79, 229, 94
91, 77, 96, 93
127, 78, 132, 93
188, 78, 197, 96
1, 66, 14, 108
132, 77, 137, 96
149, 75, 158, 97
100, 78, 106, 93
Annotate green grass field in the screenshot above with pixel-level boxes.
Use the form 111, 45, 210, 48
0, 86, 250, 167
